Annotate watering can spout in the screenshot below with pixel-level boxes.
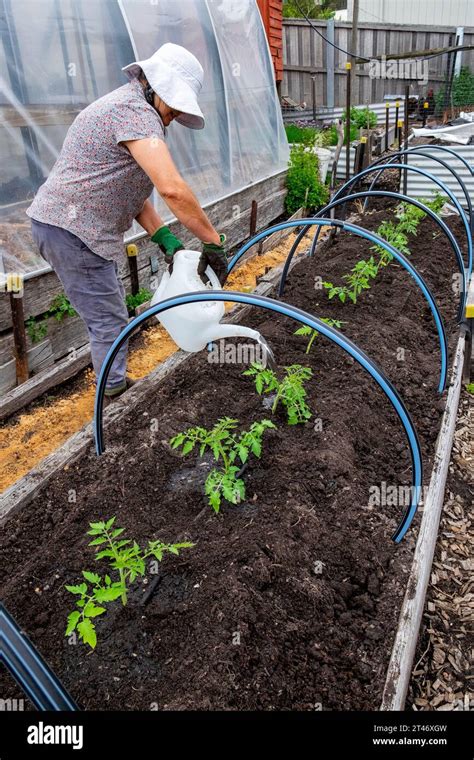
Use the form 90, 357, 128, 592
207, 324, 261, 342
205, 325, 276, 368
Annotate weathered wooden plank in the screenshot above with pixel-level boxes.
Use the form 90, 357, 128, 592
1, 314, 88, 365
0, 344, 91, 422
0, 330, 51, 370
0, 340, 53, 396
0, 332, 15, 366
0, 361, 17, 396
380, 334, 466, 710
0, 271, 63, 332
0, 105, 82, 129
47, 315, 89, 361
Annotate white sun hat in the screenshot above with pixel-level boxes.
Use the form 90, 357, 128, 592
122, 42, 205, 130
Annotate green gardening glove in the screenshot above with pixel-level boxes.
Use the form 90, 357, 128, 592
198, 233, 228, 286
151, 225, 184, 271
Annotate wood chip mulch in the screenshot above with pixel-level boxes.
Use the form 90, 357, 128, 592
409, 391, 473, 711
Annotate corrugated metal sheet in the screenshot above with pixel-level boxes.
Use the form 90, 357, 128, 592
405, 148, 474, 210
283, 102, 404, 125
329, 146, 358, 179
318, 102, 402, 125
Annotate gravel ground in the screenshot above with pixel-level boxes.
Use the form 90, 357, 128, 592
409, 389, 473, 711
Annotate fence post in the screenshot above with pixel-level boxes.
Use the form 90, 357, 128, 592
326, 18, 335, 109
345, 62, 352, 181
403, 84, 409, 195
126, 244, 139, 296
9, 285, 29, 385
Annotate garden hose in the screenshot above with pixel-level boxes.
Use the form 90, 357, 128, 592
0, 603, 78, 711
93, 291, 423, 543
229, 218, 447, 393
275, 192, 466, 324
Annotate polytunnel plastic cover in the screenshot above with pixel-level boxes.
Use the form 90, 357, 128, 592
0, 0, 288, 276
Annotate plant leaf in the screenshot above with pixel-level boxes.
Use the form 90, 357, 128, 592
93, 586, 124, 603
237, 445, 249, 464
82, 571, 101, 585
95, 549, 115, 560
65, 611, 80, 635
83, 603, 106, 618
88, 521, 106, 533
65, 583, 87, 596
77, 618, 97, 649
88, 536, 108, 546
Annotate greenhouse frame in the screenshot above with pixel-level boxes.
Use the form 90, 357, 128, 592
0, 0, 289, 278
0, 0, 289, 393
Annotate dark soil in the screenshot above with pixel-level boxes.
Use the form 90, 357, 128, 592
0, 201, 465, 711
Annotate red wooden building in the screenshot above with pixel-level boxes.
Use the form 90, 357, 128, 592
257, 0, 283, 93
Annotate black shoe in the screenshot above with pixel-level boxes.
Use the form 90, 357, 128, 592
103, 376, 136, 407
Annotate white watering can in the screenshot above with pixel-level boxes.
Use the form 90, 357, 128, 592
150, 249, 270, 355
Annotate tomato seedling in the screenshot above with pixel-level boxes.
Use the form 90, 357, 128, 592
323, 193, 445, 305
65, 517, 192, 648
323, 256, 378, 305
170, 417, 276, 513
243, 363, 313, 425
371, 221, 410, 265
294, 318, 344, 354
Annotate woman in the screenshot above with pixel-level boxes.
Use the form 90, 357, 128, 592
27, 43, 228, 402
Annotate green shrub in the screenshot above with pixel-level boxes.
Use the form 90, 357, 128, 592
48, 293, 77, 321
313, 128, 336, 147
285, 120, 358, 150
283, 0, 335, 19
26, 316, 48, 344
285, 144, 329, 215
25, 292, 76, 343
343, 106, 378, 130
125, 288, 153, 316
285, 124, 318, 146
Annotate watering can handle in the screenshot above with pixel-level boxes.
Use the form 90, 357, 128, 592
203, 264, 222, 290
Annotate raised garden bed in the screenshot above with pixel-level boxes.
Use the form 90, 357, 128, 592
0, 200, 465, 710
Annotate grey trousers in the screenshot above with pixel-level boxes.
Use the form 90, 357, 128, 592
30, 219, 129, 390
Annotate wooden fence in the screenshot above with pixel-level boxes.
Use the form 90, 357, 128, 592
283, 18, 474, 107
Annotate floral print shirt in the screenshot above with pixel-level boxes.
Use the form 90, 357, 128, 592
27, 77, 165, 263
